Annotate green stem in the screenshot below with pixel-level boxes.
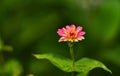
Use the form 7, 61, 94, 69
68, 42, 75, 76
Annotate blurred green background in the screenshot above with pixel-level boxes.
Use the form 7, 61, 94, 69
0, 0, 120, 76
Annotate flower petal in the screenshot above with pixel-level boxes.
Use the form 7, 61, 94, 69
70, 24, 76, 30
57, 28, 66, 36
59, 37, 67, 42
76, 26, 83, 32
78, 32, 85, 37
66, 25, 71, 33
77, 36, 85, 40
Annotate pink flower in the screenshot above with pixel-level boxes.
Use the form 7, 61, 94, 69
57, 24, 86, 42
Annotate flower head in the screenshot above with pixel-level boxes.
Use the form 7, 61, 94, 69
57, 24, 86, 42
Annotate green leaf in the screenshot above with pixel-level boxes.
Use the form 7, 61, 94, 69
34, 53, 72, 72
34, 54, 112, 75
77, 72, 87, 76
75, 58, 112, 76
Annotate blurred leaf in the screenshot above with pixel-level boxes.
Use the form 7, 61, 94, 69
15, 12, 60, 48
4, 59, 22, 76
34, 53, 111, 75
78, 0, 120, 45
3, 45, 13, 52
34, 53, 72, 72
0, 38, 3, 51
76, 58, 112, 76
98, 1, 120, 43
